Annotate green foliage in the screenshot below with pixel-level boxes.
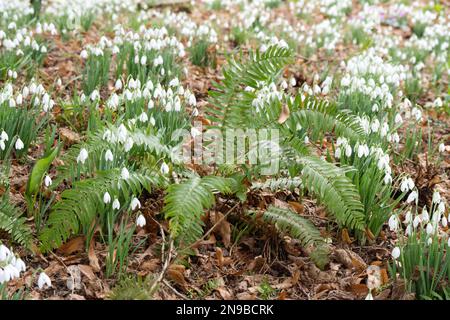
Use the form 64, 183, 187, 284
108, 275, 157, 300
39, 168, 158, 252
207, 45, 294, 129
0, 195, 33, 248
163, 175, 234, 246
261, 205, 330, 269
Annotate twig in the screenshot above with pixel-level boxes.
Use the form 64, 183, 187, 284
163, 279, 189, 300
183, 202, 240, 252
49, 251, 75, 294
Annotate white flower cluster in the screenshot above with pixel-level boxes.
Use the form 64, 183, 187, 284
318, 0, 352, 18
0, 81, 55, 112
0, 244, 26, 284
340, 49, 408, 109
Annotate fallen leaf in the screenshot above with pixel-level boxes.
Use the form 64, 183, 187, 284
349, 283, 368, 296
167, 264, 187, 287
88, 241, 101, 273
216, 286, 233, 300
58, 236, 85, 256
341, 229, 352, 244
278, 104, 290, 124
211, 211, 231, 247
78, 265, 96, 281
288, 201, 304, 214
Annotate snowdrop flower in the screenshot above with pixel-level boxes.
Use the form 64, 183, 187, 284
139, 112, 148, 123
136, 214, 146, 227
413, 215, 421, 229
14, 258, 26, 272
37, 272, 51, 289
15, 137, 24, 150
115, 79, 123, 90
345, 144, 352, 157
149, 117, 156, 126
432, 191, 441, 204
442, 216, 448, 228
388, 215, 399, 232
103, 192, 111, 204
44, 175, 52, 187
371, 119, 380, 133
400, 178, 410, 192
0, 244, 11, 261
192, 108, 199, 117
130, 197, 141, 210
391, 247, 401, 260
140, 55, 147, 65
80, 50, 88, 59
411, 107, 422, 121
105, 149, 114, 162
439, 143, 446, 153
121, 167, 130, 180
404, 211, 412, 224
427, 238, 432, 246
112, 198, 120, 210
384, 173, 392, 185
426, 223, 433, 235
357, 144, 369, 158
394, 113, 403, 124
160, 162, 169, 175
365, 291, 373, 300
406, 190, 418, 204
421, 208, 429, 224
90, 90, 100, 101
1, 131, 8, 141
77, 148, 88, 164
191, 127, 201, 138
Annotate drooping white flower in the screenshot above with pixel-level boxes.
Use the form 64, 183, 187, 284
421, 208, 429, 224
160, 162, 169, 175
15, 137, 24, 150
365, 291, 373, 300
37, 272, 52, 289
432, 191, 441, 204
44, 175, 52, 187
130, 197, 141, 210
139, 112, 148, 123
439, 143, 446, 153
105, 149, 114, 162
115, 79, 123, 90
136, 214, 146, 227
442, 216, 448, 228
80, 50, 88, 59
112, 198, 120, 210
406, 190, 418, 204
388, 215, 398, 232
77, 148, 88, 164
103, 192, 111, 204
391, 247, 401, 259
121, 167, 130, 180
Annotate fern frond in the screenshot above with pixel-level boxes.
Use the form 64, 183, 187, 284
261, 205, 329, 269
39, 168, 163, 252
0, 196, 32, 248
299, 156, 365, 231
207, 45, 294, 128
163, 175, 234, 246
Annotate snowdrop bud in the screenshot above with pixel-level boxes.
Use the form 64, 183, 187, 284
421, 208, 429, 223
76, 148, 88, 164
140, 55, 147, 65
394, 113, 403, 124
391, 247, 400, 260
121, 167, 130, 180
426, 223, 433, 235
345, 144, 352, 157
442, 216, 448, 228
427, 238, 432, 245
149, 117, 156, 126
439, 143, 446, 153
130, 197, 141, 210
192, 108, 199, 117
1, 131, 8, 141
365, 291, 373, 300
112, 198, 120, 210
44, 175, 52, 187
160, 162, 169, 175
136, 214, 146, 227
103, 192, 111, 204
37, 272, 51, 289
290, 77, 296, 87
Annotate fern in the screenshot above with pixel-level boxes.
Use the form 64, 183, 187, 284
261, 205, 329, 269
0, 196, 32, 248
299, 156, 365, 231
39, 168, 163, 252
207, 45, 294, 129
163, 175, 234, 246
